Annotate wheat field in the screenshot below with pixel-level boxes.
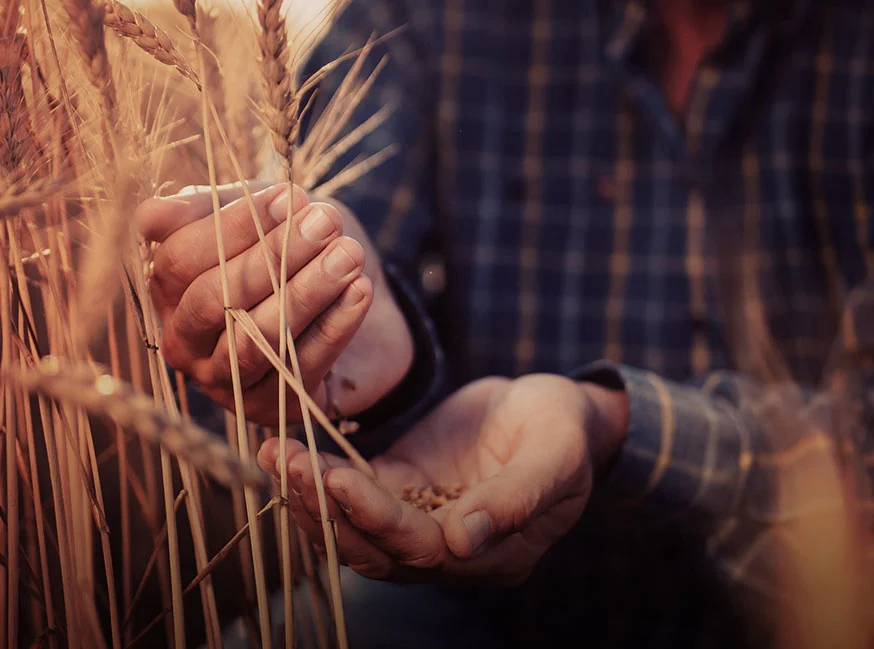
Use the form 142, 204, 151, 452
0, 0, 390, 646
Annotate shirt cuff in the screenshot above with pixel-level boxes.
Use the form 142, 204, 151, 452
570, 361, 754, 515
333, 261, 449, 459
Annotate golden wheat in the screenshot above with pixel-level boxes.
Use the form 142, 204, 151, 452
102, 0, 200, 89
7, 358, 269, 489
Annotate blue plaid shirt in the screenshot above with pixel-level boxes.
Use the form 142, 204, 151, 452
304, 0, 874, 645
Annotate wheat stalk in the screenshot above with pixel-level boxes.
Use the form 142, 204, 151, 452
183, 3, 276, 646
256, 3, 304, 647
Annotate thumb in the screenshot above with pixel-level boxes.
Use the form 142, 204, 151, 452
443, 464, 554, 559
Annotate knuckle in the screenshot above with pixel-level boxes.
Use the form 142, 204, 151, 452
264, 232, 286, 277
182, 276, 225, 332
287, 279, 318, 319
232, 330, 267, 386
206, 353, 232, 388
397, 549, 443, 571
370, 503, 404, 539
223, 207, 254, 245
496, 483, 538, 534
151, 244, 191, 296
160, 328, 187, 371
311, 312, 350, 348
189, 361, 216, 388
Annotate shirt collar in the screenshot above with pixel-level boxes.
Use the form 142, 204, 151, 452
601, 0, 813, 64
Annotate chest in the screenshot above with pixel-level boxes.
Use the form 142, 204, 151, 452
421, 1, 874, 378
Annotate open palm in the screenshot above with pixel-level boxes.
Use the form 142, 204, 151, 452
259, 374, 602, 585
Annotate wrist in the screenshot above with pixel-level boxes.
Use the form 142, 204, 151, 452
580, 382, 629, 481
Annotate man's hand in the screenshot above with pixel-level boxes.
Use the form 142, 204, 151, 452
135, 182, 414, 424
257, 374, 628, 585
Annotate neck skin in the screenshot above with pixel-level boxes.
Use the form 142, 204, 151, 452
652, 0, 731, 118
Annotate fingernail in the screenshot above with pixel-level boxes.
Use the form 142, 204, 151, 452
299, 206, 335, 242
268, 191, 291, 223
289, 471, 304, 496
462, 511, 491, 555
325, 243, 360, 279
330, 488, 352, 513
340, 281, 367, 308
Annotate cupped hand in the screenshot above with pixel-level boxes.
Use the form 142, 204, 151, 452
257, 374, 628, 585
135, 182, 414, 425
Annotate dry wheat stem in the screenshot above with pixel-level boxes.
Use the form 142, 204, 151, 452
125, 496, 281, 649
153, 354, 225, 649
227, 308, 375, 479
223, 412, 259, 633
259, 0, 302, 637
298, 530, 331, 649
79, 389, 123, 649
277, 195, 298, 649
102, 0, 200, 89
121, 489, 187, 632
6, 359, 269, 488
105, 308, 132, 646
1, 230, 21, 649
195, 27, 273, 649
146, 353, 186, 649
8, 234, 59, 648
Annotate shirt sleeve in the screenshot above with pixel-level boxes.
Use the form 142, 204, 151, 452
571, 275, 874, 591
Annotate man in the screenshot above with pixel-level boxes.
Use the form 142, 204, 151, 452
135, 0, 874, 646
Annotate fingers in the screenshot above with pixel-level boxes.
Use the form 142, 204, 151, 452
160, 205, 350, 369
291, 275, 373, 384
181, 244, 370, 390
136, 181, 276, 243
257, 440, 395, 579
149, 185, 309, 306
323, 468, 449, 569
441, 448, 582, 560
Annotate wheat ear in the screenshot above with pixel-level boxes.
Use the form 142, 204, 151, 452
101, 0, 200, 89
6, 359, 269, 489
61, 0, 117, 120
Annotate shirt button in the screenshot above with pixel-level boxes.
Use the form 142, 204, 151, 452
420, 253, 446, 296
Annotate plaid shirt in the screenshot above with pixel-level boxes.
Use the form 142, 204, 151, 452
304, 0, 874, 645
